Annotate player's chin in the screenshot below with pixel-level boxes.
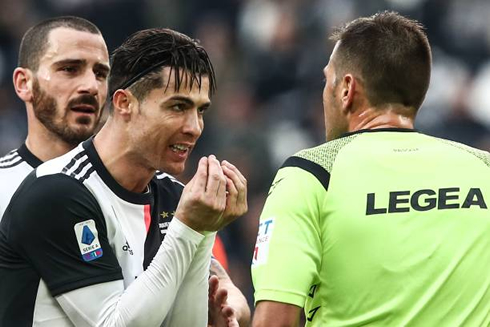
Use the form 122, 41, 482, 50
160, 161, 186, 176
71, 123, 97, 138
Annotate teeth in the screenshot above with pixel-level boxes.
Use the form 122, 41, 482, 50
171, 144, 188, 152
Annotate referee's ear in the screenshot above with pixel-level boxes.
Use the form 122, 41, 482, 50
112, 89, 137, 121
13, 67, 34, 103
341, 73, 357, 113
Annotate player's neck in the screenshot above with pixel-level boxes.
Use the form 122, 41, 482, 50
25, 125, 76, 163
349, 105, 415, 132
94, 119, 154, 194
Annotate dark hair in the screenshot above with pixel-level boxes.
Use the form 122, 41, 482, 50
18, 16, 101, 71
330, 11, 432, 110
108, 28, 216, 108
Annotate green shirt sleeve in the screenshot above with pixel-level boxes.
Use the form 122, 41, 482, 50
252, 165, 325, 307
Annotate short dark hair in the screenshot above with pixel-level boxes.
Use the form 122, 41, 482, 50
108, 28, 216, 108
18, 16, 101, 71
330, 11, 432, 110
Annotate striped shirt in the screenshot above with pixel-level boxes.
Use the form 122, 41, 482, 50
0, 138, 190, 325
0, 144, 42, 220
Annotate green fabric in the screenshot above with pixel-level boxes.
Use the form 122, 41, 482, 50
252, 130, 490, 326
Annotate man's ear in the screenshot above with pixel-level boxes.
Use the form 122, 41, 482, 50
13, 68, 34, 102
112, 89, 137, 120
340, 74, 356, 113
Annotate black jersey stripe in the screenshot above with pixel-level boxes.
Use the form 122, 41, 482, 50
0, 157, 24, 169
62, 151, 87, 174
0, 152, 20, 164
78, 166, 95, 184
70, 160, 90, 179
282, 156, 331, 191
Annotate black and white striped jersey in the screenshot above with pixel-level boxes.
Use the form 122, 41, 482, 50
0, 138, 188, 326
0, 144, 42, 220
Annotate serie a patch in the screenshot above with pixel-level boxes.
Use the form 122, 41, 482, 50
252, 217, 275, 266
74, 219, 103, 262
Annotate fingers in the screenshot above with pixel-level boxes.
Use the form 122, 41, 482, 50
215, 286, 229, 307
206, 155, 227, 200
221, 160, 246, 183
220, 305, 235, 319
208, 275, 219, 299
219, 305, 239, 327
221, 160, 248, 214
187, 156, 209, 192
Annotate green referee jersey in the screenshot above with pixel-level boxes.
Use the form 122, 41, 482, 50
252, 128, 490, 326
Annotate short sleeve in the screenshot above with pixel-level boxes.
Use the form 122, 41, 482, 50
251, 165, 325, 307
6, 173, 122, 296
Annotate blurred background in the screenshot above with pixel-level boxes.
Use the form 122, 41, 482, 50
1, 0, 490, 312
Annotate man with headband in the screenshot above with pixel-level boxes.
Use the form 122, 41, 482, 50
0, 27, 248, 326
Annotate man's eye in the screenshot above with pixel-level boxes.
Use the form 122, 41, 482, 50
198, 106, 209, 114
95, 71, 108, 80
60, 66, 77, 73
171, 104, 185, 111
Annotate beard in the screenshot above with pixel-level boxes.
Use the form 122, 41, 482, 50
32, 79, 101, 147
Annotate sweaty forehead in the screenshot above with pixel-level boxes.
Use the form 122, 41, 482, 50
41, 27, 109, 65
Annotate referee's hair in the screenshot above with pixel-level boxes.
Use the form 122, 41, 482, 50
108, 28, 216, 112
18, 16, 101, 71
330, 11, 432, 111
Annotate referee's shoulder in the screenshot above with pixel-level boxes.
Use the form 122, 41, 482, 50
427, 134, 490, 165
287, 134, 358, 171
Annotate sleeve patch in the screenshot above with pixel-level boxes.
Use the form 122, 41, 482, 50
252, 218, 275, 266
74, 219, 103, 262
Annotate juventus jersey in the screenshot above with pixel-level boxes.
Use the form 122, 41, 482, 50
0, 144, 42, 220
0, 138, 188, 325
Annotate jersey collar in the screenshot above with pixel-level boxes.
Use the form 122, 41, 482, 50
81, 137, 153, 205
340, 127, 417, 138
18, 143, 43, 168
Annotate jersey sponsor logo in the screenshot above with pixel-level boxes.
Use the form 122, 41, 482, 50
252, 218, 274, 266
366, 187, 488, 215
74, 219, 103, 262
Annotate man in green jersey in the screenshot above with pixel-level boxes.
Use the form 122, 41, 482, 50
251, 11, 490, 326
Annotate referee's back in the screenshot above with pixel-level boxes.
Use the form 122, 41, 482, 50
299, 128, 490, 325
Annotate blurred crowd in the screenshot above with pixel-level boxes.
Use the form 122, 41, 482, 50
1, 0, 490, 309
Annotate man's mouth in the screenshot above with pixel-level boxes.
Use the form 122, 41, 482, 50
71, 104, 97, 114
170, 144, 191, 153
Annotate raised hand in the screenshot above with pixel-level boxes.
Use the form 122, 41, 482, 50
208, 275, 239, 327
175, 155, 228, 232
221, 160, 248, 227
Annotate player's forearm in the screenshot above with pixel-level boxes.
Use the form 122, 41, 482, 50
211, 258, 251, 327
57, 219, 205, 327
163, 232, 216, 327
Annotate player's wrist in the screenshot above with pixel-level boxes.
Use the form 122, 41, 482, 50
170, 217, 206, 241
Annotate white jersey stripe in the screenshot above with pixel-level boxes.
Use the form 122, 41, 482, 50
0, 151, 20, 163
156, 172, 184, 187
63, 155, 89, 177
0, 156, 22, 168
74, 163, 93, 181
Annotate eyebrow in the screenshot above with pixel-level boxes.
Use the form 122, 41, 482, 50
166, 95, 211, 107
94, 62, 110, 74
53, 59, 110, 73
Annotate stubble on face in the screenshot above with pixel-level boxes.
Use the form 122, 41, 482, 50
32, 78, 102, 146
